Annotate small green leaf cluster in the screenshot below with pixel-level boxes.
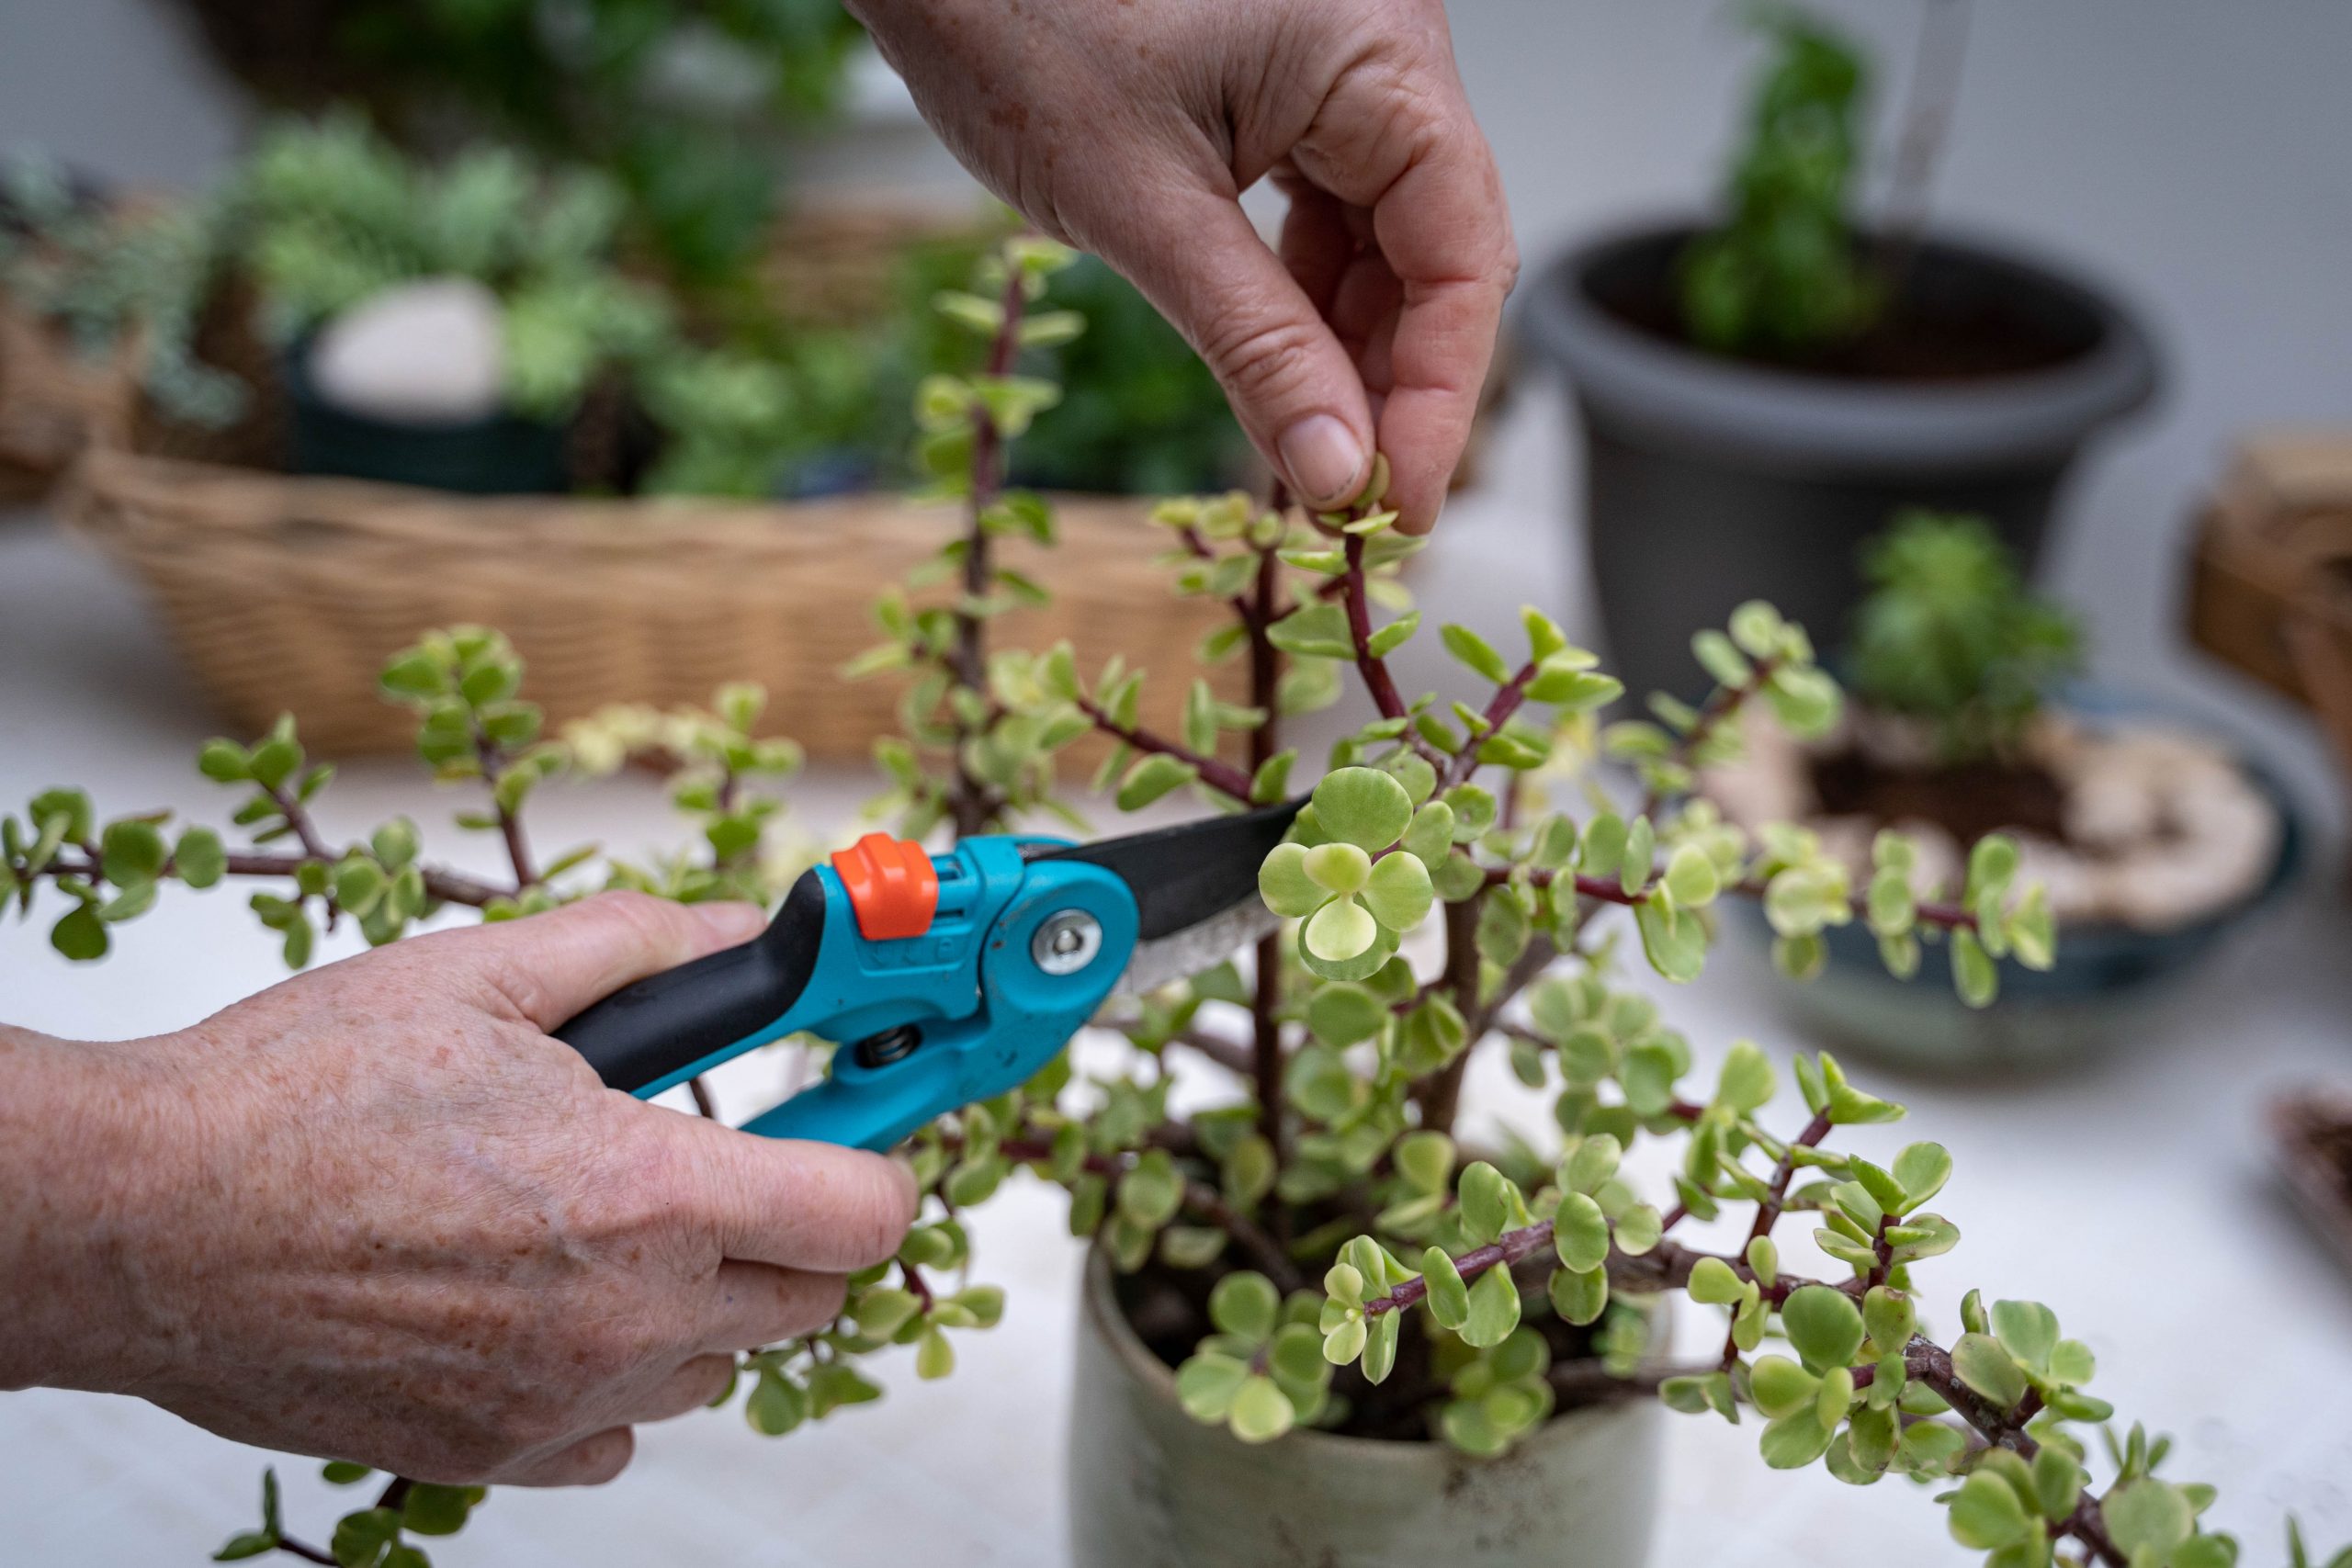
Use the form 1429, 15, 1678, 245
1174, 1271, 1334, 1444
1849, 510, 2086, 761
1603, 600, 1838, 794
214, 1465, 484, 1566
567, 682, 804, 904
2, 785, 223, 962
1679, 8, 1881, 358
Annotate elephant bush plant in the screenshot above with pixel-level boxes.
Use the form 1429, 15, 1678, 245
0, 237, 2313, 1568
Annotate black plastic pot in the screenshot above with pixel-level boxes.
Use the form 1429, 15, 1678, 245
284, 347, 569, 496
1521, 220, 2158, 704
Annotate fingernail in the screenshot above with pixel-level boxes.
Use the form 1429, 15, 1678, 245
1277, 414, 1366, 505
691, 901, 766, 944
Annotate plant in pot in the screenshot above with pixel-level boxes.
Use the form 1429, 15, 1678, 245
1705, 509, 2297, 1070
6, 241, 2320, 1568
1521, 3, 2158, 707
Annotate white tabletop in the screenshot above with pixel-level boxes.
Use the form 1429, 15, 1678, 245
6, 394, 2351, 1565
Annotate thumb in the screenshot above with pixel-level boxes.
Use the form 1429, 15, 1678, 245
449, 891, 767, 1033
1104, 185, 1374, 510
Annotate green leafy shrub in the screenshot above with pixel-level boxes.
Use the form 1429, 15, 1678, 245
5, 238, 2308, 1568
1849, 509, 2084, 761
168, 0, 868, 283
1679, 6, 1881, 358
234, 114, 671, 423
0, 150, 243, 427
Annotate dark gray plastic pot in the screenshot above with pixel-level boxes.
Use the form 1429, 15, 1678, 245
1066, 1248, 1667, 1568
1521, 220, 2158, 705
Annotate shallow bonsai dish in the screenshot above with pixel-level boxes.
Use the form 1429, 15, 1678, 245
1726, 739, 2303, 1075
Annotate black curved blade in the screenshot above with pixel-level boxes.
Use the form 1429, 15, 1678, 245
1029, 797, 1303, 941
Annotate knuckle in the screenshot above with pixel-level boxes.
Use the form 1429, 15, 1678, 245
570, 1427, 635, 1485
1200, 312, 1327, 410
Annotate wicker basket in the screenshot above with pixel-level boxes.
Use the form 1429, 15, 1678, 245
0, 292, 141, 503
65, 449, 1237, 761
2186, 429, 2352, 800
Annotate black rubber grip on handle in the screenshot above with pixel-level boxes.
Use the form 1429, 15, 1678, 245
556, 871, 829, 1093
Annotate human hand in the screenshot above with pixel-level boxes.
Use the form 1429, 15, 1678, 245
0, 893, 917, 1485
852, 0, 1514, 531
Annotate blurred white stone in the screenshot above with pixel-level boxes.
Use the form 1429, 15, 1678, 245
307, 277, 505, 423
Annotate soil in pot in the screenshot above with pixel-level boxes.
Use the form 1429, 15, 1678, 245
1713, 708, 2283, 934
1587, 236, 2092, 385
1704, 707, 2294, 1071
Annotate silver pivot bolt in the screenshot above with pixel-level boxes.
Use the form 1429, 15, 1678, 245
1031, 910, 1103, 976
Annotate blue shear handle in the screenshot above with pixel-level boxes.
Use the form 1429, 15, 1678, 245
741, 855, 1138, 1151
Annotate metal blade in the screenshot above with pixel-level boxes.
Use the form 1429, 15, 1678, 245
1025, 797, 1302, 991
1113, 897, 1282, 998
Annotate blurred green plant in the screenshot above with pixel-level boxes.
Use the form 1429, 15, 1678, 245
10, 239, 2308, 1568
0, 151, 243, 427
1679, 6, 1881, 358
168, 0, 867, 283
234, 114, 672, 423
1849, 509, 2084, 761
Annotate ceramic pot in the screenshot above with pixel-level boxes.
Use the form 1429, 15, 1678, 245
1067, 1248, 1668, 1568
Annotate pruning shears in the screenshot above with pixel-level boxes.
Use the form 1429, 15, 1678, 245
555, 801, 1301, 1150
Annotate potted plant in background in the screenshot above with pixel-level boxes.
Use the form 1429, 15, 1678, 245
6, 238, 2323, 1568
1705, 510, 2299, 1071
1521, 3, 2157, 706
40, 110, 1270, 763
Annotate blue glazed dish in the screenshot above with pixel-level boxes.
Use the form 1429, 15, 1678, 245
1726, 720, 2306, 1075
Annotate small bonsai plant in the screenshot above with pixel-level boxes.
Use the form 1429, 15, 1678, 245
1849, 507, 2085, 763
1710, 510, 2283, 941
2, 238, 2314, 1568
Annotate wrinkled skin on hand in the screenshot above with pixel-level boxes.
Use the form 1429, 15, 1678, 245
0, 893, 918, 1486
852, 0, 1515, 532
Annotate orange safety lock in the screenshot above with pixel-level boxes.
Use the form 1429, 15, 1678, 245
830, 833, 940, 941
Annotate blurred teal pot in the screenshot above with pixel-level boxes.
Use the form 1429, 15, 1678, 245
1729, 752, 2303, 1075
285, 346, 569, 496
1066, 1248, 1668, 1568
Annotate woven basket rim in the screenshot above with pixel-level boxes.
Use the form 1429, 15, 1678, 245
62, 448, 1175, 562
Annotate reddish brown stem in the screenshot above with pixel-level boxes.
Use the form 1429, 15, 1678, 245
1340, 532, 1414, 726
999, 1135, 1300, 1292
944, 261, 1031, 840
40, 849, 510, 909
1444, 660, 1537, 790
1637, 653, 1783, 819
1413, 896, 1486, 1135
1077, 698, 1255, 800
467, 731, 537, 889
